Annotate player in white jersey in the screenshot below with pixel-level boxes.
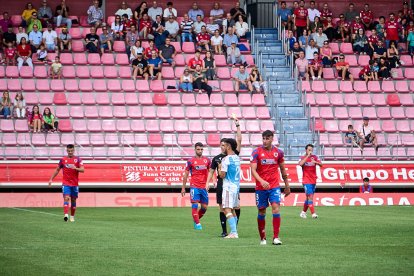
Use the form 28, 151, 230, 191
218, 138, 241, 239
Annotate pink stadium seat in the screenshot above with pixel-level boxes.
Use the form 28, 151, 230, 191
0, 120, 14, 132
174, 120, 189, 132
217, 120, 232, 132
88, 53, 101, 65
95, 93, 110, 105
372, 94, 386, 106
260, 121, 275, 132
76, 66, 90, 78
358, 55, 370, 66
161, 67, 175, 79
62, 66, 76, 78
392, 68, 404, 79
120, 133, 135, 145
38, 93, 53, 105
171, 41, 181, 53
153, 93, 167, 105
387, 94, 401, 106
22, 79, 35, 91
305, 94, 315, 105
182, 42, 195, 53
311, 81, 325, 92
189, 121, 203, 132
348, 107, 362, 119
170, 106, 185, 118
401, 134, 414, 145
99, 106, 114, 118
84, 106, 99, 118
7, 79, 21, 91
215, 55, 226, 66
228, 106, 242, 118
19, 66, 33, 78
108, 79, 122, 92
167, 93, 182, 105
391, 107, 406, 119
214, 107, 227, 119
182, 93, 196, 105
224, 94, 238, 106
0, 80, 6, 91
64, 79, 79, 92
358, 94, 372, 106
301, 80, 311, 91
90, 66, 104, 78
315, 94, 330, 106
89, 133, 104, 146
113, 41, 126, 52
177, 134, 192, 146
340, 43, 353, 54
11, 15, 22, 26
163, 133, 178, 146
348, 67, 360, 79
115, 54, 129, 65
220, 81, 234, 92
58, 120, 73, 132
329, 42, 340, 54
344, 55, 358, 66
160, 120, 175, 132
245, 55, 254, 65
81, 27, 91, 37
60, 53, 74, 65
367, 81, 382, 92
381, 80, 395, 92
133, 133, 147, 146
203, 121, 218, 132
404, 68, 414, 79
395, 81, 409, 92
118, 66, 131, 79
156, 106, 171, 118
333, 107, 349, 119
329, 133, 344, 146
80, 94, 95, 105
353, 81, 367, 92
238, 94, 252, 106
55, 106, 70, 118
396, 120, 411, 132
114, 106, 127, 118
257, 107, 270, 119
68, 27, 82, 39
186, 106, 200, 119
73, 53, 87, 65
92, 147, 107, 160
152, 148, 167, 160
242, 106, 256, 119
102, 120, 117, 132
252, 94, 266, 106
340, 81, 354, 92
381, 120, 396, 132
69, 106, 84, 118
325, 120, 339, 132
150, 80, 164, 92
217, 67, 231, 79
117, 120, 131, 132
101, 53, 115, 65
142, 106, 156, 118
53, 92, 67, 105
174, 55, 185, 66
322, 68, 335, 80
25, 93, 38, 105
121, 79, 135, 92
6, 66, 19, 78
92, 79, 107, 92
199, 107, 214, 118
400, 55, 413, 66
31, 133, 46, 146
362, 107, 376, 118
325, 80, 339, 92
209, 94, 223, 106
399, 94, 414, 106
196, 94, 210, 105
392, 147, 407, 159
16, 133, 30, 145
0, 67, 4, 78
136, 80, 150, 92
319, 107, 333, 119
50, 80, 64, 91
72, 40, 85, 52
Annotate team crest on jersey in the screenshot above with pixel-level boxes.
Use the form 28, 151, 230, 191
74, 159, 78, 163
203, 159, 207, 163
274, 152, 278, 158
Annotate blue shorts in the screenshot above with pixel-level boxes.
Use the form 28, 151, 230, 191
62, 185, 79, 198
190, 187, 209, 204
303, 184, 316, 195
255, 188, 281, 209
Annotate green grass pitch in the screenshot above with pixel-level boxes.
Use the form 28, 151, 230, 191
1, 206, 413, 275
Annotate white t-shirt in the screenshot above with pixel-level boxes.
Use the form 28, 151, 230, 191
130, 46, 144, 61
111, 22, 124, 33
148, 7, 163, 21
165, 21, 179, 35
307, 8, 321, 22
43, 30, 57, 45
210, 35, 223, 46
115, 8, 133, 19
359, 124, 373, 137
193, 21, 206, 34
163, 8, 177, 18
235, 22, 249, 36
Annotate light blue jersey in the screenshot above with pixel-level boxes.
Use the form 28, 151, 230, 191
221, 154, 241, 191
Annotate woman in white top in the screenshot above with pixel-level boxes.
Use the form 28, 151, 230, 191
14, 92, 26, 118
235, 15, 249, 38
130, 40, 144, 62
179, 69, 194, 92
210, 30, 223, 54
111, 15, 124, 40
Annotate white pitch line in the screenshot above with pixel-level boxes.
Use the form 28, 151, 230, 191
10, 207, 61, 217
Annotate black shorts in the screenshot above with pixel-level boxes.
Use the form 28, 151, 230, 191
216, 181, 223, 204
153, 69, 160, 75
338, 69, 351, 79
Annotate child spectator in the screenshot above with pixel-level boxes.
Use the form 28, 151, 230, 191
370, 60, 379, 81
0, 91, 12, 119
344, 124, 359, 146
407, 29, 414, 56
179, 69, 194, 92
50, 56, 62, 79
13, 92, 26, 118
250, 66, 268, 96
37, 44, 48, 63
4, 42, 17, 65
28, 105, 43, 133
43, 107, 58, 132
359, 177, 373, 193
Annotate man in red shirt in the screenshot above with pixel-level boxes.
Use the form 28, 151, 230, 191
293, 0, 308, 38
336, 14, 350, 42
360, 4, 374, 30
320, 3, 332, 25
309, 52, 323, 80
251, 130, 291, 246
144, 40, 158, 59
368, 29, 379, 57
139, 13, 154, 39
187, 50, 203, 71
48, 144, 84, 222
181, 142, 211, 230
298, 144, 322, 219
350, 16, 364, 40
385, 13, 402, 48
196, 25, 210, 52
335, 54, 354, 81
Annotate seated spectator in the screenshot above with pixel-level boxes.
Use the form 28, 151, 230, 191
336, 14, 350, 42
0, 91, 12, 119
85, 27, 100, 53
17, 37, 33, 72
278, 1, 292, 30
387, 41, 401, 68
154, 25, 170, 49
179, 68, 194, 92
367, 29, 379, 58
286, 30, 296, 53
335, 54, 354, 82
126, 25, 139, 58
309, 52, 323, 80
206, 17, 220, 36
210, 30, 223, 54
148, 1, 163, 21
373, 40, 387, 61
227, 42, 247, 67
21, 3, 37, 28
350, 16, 364, 41
134, 2, 149, 22
359, 177, 373, 193
188, 2, 204, 22
223, 27, 239, 52
165, 16, 180, 42
50, 56, 62, 79
43, 107, 58, 132
197, 26, 211, 52
233, 64, 253, 92
187, 50, 203, 71
210, 2, 224, 26
230, 1, 246, 21
4, 42, 17, 66
144, 40, 158, 59
376, 16, 386, 40
38, 0, 53, 25
28, 24, 43, 54
193, 15, 206, 35
290, 42, 303, 61
352, 28, 369, 54
309, 16, 323, 34
378, 57, 391, 79
58, 27, 72, 52
180, 14, 194, 42
99, 26, 113, 54
234, 15, 249, 38
42, 23, 58, 54
87, 0, 104, 28
320, 3, 332, 25
344, 3, 358, 24
3, 25, 17, 47
308, 1, 320, 24
193, 64, 212, 96
28, 105, 43, 133
147, 50, 162, 80
360, 4, 374, 30
358, 117, 379, 153
407, 29, 414, 56
295, 51, 309, 80
130, 40, 144, 62
159, 38, 176, 66
122, 13, 135, 37
312, 27, 328, 48
305, 39, 318, 60
0, 12, 12, 34
116, 1, 133, 19
344, 124, 359, 146
139, 13, 154, 39
359, 60, 374, 83
27, 11, 42, 33
222, 13, 235, 35
320, 41, 332, 67
132, 53, 149, 81
203, 51, 216, 80
298, 29, 310, 48
370, 59, 379, 80
54, 0, 72, 29
250, 66, 268, 96
37, 44, 48, 63
163, 2, 177, 20
152, 15, 164, 33
323, 16, 335, 42
111, 15, 124, 40
13, 92, 26, 119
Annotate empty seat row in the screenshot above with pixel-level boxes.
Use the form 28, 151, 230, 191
306, 93, 412, 107
319, 133, 414, 146
322, 146, 413, 160
302, 80, 413, 93
313, 119, 414, 133
310, 106, 414, 120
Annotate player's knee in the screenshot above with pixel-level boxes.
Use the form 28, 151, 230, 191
64, 196, 70, 202
258, 208, 266, 215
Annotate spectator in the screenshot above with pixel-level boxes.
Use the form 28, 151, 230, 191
367, 29, 379, 58
370, 59, 379, 80
358, 117, 379, 152
309, 16, 323, 34
193, 64, 212, 96
210, 29, 223, 54
130, 40, 144, 63
320, 40, 332, 67
305, 39, 318, 60
387, 41, 401, 68
126, 25, 139, 58
298, 29, 310, 48
87, 0, 104, 28
147, 50, 162, 80
193, 15, 206, 35
50, 56, 62, 79
144, 39, 158, 59
0, 91, 12, 119
359, 60, 374, 83
139, 13, 154, 39
376, 16, 386, 40
374, 40, 387, 61
22, 3, 37, 28
350, 16, 364, 41
187, 50, 203, 71
99, 26, 113, 54
360, 4, 374, 30
152, 15, 164, 34
58, 27, 72, 52
407, 29, 414, 55
116, 2, 133, 19
43, 107, 58, 132
180, 14, 194, 42
3, 25, 17, 47
335, 54, 354, 81
4, 42, 17, 65
14, 92, 26, 119
344, 124, 359, 146
179, 68, 194, 92
134, 1, 148, 21
122, 14, 134, 37
153, 25, 170, 49
159, 38, 176, 67
147, 1, 163, 21
188, 2, 204, 21
402, 1, 413, 19
132, 53, 149, 81
227, 42, 247, 67
344, 3, 358, 23
28, 24, 43, 54
233, 64, 253, 92
111, 15, 124, 41
378, 57, 391, 79
230, 1, 246, 21
360, 178, 373, 193
291, 1, 299, 16
163, 2, 177, 20
278, 1, 292, 30
223, 26, 238, 51
320, 3, 332, 25
295, 50, 309, 80
197, 26, 211, 51
336, 14, 350, 42
85, 27, 99, 53
352, 28, 369, 54
210, 2, 224, 26
38, 0, 53, 25
222, 13, 235, 35
165, 16, 180, 42
0, 12, 12, 34
27, 11, 42, 33
206, 17, 220, 36
309, 52, 323, 80
250, 66, 268, 96
17, 37, 33, 72
307, 1, 320, 24
17, 26, 29, 46
28, 105, 43, 132
384, 13, 402, 48
235, 15, 249, 38
312, 27, 328, 48
203, 51, 216, 80
293, 0, 309, 37
42, 23, 58, 54
323, 16, 336, 41
55, 0, 72, 29
290, 41, 303, 60
37, 44, 48, 63
286, 29, 297, 53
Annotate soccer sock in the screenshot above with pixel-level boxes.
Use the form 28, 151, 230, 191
303, 200, 309, 212
257, 214, 266, 240
308, 200, 315, 214
272, 214, 281, 239
226, 214, 237, 234
198, 207, 206, 219
220, 212, 227, 233
235, 208, 241, 224
191, 204, 200, 224
63, 201, 69, 215
71, 202, 76, 217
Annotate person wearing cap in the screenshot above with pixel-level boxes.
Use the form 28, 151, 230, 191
43, 23, 58, 54
359, 177, 373, 193
58, 27, 72, 52
357, 117, 379, 153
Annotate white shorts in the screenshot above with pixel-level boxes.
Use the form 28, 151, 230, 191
222, 185, 239, 209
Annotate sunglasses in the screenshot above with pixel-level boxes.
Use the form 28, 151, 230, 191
339, 57, 344, 59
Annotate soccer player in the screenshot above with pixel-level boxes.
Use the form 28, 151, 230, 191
251, 130, 291, 246
48, 144, 84, 222
299, 144, 323, 219
218, 138, 241, 239
206, 116, 241, 237
181, 142, 211, 230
